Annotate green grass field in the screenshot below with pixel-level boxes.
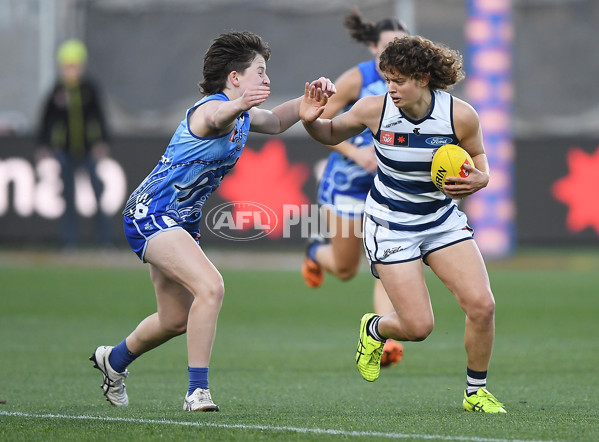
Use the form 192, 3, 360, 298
1, 250, 598, 441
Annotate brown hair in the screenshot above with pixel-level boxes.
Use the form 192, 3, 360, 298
344, 10, 409, 45
199, 31, 271, 95
379, 35, 465, 90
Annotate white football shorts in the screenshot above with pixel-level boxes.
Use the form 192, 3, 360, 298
362, 207, 474, 278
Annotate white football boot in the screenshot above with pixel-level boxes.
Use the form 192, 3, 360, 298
183, 388, 220, 411
90, 346, 129, 406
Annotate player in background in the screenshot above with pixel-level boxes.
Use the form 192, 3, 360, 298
300, 35, 506, 413
90, 31, 335, 412
301, 11, 407, 367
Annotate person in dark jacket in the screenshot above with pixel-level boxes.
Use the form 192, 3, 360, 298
37, 39, 113, 248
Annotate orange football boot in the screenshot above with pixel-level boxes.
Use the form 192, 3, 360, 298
380, 339, 404, 367
302, 256, 324, 288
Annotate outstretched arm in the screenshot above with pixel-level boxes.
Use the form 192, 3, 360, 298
189, 86, 271, 137
250, 77, 335, 134
300, 84, 380, 146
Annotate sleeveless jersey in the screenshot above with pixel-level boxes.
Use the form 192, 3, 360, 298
365, 90, 460, 231
317, 59, 388, 213
123, 93, 250, 232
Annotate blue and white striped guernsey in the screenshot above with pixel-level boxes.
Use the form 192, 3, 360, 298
365, 90, 460, 231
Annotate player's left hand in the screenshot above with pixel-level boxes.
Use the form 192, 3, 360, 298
300, 81, 331, 122
239, 85, 271, 110
309, 77, 336, 98
443, 163, 489, 199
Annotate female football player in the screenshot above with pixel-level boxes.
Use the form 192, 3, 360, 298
90, 31, 334, 412
300, 35, 506, 413
301, 11, 408, 366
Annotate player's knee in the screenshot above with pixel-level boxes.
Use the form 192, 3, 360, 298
393, 318, 433, 342
405, 324, 433, 342
168, 319, 188, 335
468, 293, 495, 324
336, 265, 358, 281
200, 276, 225, 306
333, 260, 360, 280
160, 313, 189, 336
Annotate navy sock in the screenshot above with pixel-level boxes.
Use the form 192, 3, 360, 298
466, 367, 487, 396
188, 367, 209, 396
307, 242, 321, 262
108, 339, 139, 373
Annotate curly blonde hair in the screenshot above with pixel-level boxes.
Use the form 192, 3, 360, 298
379, 35, 465, 90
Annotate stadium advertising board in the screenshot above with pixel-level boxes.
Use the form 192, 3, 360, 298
0, 135, 598, 249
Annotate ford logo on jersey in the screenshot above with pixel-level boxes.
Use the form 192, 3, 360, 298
425, 136, 453, 146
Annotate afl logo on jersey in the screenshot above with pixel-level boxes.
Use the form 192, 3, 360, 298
425, 136, 453, 146
380, 131, 395, 145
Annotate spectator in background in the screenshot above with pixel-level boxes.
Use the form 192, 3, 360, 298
37, 39, 113, 249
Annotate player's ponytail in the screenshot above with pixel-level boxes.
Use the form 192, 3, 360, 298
344, 10, 409, 45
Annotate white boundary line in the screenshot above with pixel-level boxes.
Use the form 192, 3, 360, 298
0, 411, 554, 442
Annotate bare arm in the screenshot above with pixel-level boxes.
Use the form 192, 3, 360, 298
188, 86, 271, 137
250, 77, 336, 134
443, 97, 490, 199
300, 83, 382, 146
248, 97, 301, 134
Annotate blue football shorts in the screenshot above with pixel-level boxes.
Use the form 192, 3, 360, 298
362, 207, 474, 278
317, 156, 375, 219
123, 214, 199, 262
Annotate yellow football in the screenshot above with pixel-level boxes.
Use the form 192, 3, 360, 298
431, 144, 474, 191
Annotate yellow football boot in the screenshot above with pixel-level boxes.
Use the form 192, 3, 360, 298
463, 388, 507, 413
355, 313, 384, 382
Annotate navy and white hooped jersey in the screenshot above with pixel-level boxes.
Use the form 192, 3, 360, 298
317, 59, 387, 213
123, 93, 250, 233
365, 90, 460, 231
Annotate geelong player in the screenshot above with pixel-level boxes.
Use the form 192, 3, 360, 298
301, 10, 407, 367
300, 35, 505, 413
90, 31, 335, 411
